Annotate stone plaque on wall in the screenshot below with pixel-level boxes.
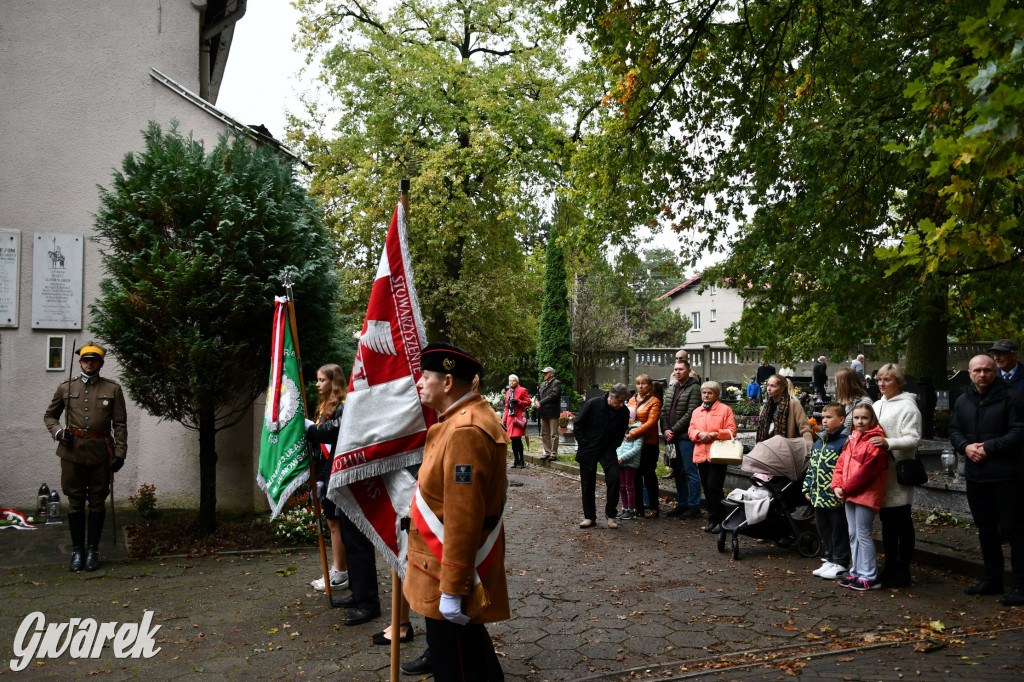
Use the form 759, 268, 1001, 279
32, 232, 83, 329
0, 231, 19, 327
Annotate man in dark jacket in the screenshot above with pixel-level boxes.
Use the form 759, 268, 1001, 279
990, 339, 1023, 398
536, 366, 562, 460
574, 383, 629, 529
661, 360, 703, 519
813, 356, 829, 403
949, 354, 1024, 606
756, 359, 776, 387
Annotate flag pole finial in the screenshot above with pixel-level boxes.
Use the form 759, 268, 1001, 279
278, 266, 298, 291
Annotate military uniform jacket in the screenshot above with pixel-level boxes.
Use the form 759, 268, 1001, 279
404, 392, 511, 623
44, 375, 128, 465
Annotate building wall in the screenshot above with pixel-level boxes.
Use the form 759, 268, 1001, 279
0, 1, 263, 513
664, 283, 745, 346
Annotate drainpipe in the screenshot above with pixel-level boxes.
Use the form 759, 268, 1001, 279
195, 0, 248, 102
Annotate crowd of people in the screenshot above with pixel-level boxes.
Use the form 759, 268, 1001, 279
563, 344, 1024, 606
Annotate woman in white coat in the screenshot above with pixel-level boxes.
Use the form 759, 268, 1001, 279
871, 363, 922, 588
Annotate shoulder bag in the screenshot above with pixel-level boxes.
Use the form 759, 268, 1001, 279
894, 455, 928, 486
709, 432, 744, 465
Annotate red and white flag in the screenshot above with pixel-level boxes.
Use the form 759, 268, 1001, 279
327, 203, 435, 576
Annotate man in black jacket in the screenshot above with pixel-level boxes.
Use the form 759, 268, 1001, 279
949, 354, 1024, 606
536, 367, 562, 461
574, 383, 629, 529
813, 356, 829, 403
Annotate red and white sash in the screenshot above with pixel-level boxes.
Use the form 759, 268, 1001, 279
410, 483, 503, 585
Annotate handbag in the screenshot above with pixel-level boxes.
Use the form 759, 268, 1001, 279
708, 433, 744, 465
895, 457, 928, 486
512, 415, 527, 429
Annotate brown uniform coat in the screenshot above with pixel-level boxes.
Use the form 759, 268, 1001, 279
44, 375, 128, 465
404, 393, 510, 623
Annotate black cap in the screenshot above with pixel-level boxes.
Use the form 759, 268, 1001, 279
989, 339, 1019, 353
420, 342, 482, 383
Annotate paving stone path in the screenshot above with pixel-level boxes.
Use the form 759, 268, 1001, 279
1, 465, 1022, 680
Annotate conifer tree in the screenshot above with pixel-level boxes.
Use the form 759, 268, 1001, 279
537, 223, 573, 403
90, 122, 341, 532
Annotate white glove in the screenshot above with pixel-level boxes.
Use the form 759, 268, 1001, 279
304, 418, 314, 429
439, 592, 470, 625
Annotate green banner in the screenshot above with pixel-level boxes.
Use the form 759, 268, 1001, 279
257, 298, 309, 519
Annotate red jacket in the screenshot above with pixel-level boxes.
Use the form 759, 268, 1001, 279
831, 425, 888, 512
503, 385, 531, 438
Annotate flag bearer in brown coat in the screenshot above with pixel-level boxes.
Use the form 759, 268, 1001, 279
406, 342, 510, 681
43, 344, 128, 572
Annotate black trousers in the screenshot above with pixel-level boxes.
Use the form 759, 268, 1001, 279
634, 443, 660, 514
697, 462, 727, 524
878, 504, 915, 579
814, 506, 851, 567
580, 453, 619, 521
425, 617, 504, 682
966, 479, 1024, 588
510, 436, 524, 466
338, 512, 379, 609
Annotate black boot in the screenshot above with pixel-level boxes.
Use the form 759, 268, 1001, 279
68, 512, 86, 572
84, 509, 105, 571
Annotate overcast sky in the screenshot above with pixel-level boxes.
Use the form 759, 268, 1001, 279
216, 0, 307, 143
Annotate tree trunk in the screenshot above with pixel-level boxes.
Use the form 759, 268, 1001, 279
198, 408, 218, 535
904, 283, 949, 388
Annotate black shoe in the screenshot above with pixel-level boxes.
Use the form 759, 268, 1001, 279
965, 579, 1004, 596
373, 623, 415, 645
1000, 587, 1024, 606
703, 523, 722, 534
401, 651, 433, 675
665, 507, 685, 518
69, 547, 85, 572
84, 546, 100, 572
338, 594, 359, 608
345, 606, 381, 626
681, 508, 702, 520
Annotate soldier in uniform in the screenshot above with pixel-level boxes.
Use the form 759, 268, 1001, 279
405, 342, 509, 681
43, 344, 128, 572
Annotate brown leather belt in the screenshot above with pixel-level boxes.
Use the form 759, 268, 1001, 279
67, 427, 111, 439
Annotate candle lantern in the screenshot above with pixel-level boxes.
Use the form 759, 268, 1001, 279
941, 449, 957, 478
46, 489, 63, 525
36, 483, 50, 517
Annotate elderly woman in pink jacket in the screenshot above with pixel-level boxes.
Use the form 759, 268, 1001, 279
688, 381, 738, 533
504, 374, 531, 469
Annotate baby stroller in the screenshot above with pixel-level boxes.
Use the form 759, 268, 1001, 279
717, 436, 822, 560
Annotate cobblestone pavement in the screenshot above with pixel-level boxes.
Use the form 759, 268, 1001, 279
2, 465, 1023, 680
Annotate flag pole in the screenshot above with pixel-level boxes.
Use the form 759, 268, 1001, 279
280, 267, 341, 608
390, 178, 411, 682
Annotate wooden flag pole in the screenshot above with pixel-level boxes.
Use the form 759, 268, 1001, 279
390, 178, 412, 682
281, 270, 340, 608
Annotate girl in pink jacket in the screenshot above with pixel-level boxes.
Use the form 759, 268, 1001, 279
831, 404, 888, 591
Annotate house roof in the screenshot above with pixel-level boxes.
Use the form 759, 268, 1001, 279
658, 274, 701, 301
149, 68, 302, 163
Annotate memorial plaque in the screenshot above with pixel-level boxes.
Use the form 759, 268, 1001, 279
0, 231, 19, 327
32, 232, 83, 329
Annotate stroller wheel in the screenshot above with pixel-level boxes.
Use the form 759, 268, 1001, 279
717, 530, 726, 553
731, 537, 740, 560
796, 530, 822, 558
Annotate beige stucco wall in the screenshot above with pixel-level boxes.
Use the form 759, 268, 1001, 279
666, 284, 746, 346
0, 1, 266, 513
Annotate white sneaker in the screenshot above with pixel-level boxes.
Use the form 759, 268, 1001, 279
819, 563, 849, 580
311, 567, 349, 592
579, 519, 595, 528
812, 561, 835, 577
